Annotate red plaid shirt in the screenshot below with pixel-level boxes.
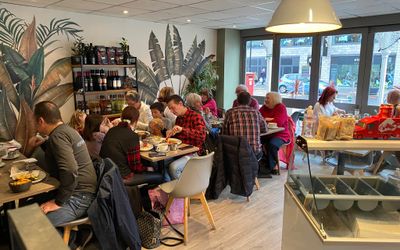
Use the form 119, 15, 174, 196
223, 105, 267, 154
174, 108, 206, 153
127, 144, 144, 174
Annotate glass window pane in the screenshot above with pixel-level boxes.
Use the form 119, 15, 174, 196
278, 37, 312, 100
319, 34, 362, 104
367, 31, 400, 106
245, 40, 273, 97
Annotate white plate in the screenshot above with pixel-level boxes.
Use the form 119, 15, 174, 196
32, 170, 47, 184
0, 162, 5, 168
140, 141, 154, 152
156, 148, 170, 153
2, 153, 20, 160
166, 138, 182, 145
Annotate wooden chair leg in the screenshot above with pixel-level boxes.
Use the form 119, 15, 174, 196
331, 167, 337, 175
63, 226, 71, 244
183, 197, 189, 245
199, 192, 216, 230
246, 197, 250, 202
254, 177, 260, 190
372, 152, 386, 175
188, 198, 191, 217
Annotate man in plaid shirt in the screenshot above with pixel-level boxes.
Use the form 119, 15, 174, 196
166, 95, 206, 179
223, 91, 267, 156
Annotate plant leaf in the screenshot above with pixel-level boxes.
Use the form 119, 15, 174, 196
33, 83, 73, 107
172, 25, 184, 76
165, 24, 175, 78
138, 82, 158, 104
0, 44, 30, 84
18, 78, 33, 107
149, 31, 168, 84
183, 40, 205, 79
193, 54, 215, 76
15, 98, 36, 156
18, 17, 38, 62
34, 57, 71, 98
0, 88, 17, 140
134, 58, 159, 104
27, 47, 44, 87
0, 60, 19, 108
182, 36, 197, 73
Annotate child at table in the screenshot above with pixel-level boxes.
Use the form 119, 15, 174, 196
149, 118, 165, 137
150, 102, 173, 130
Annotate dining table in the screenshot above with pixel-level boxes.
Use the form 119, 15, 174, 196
140, 143, 199, 162
0, 154, 59, 206
260, 127, 285, 137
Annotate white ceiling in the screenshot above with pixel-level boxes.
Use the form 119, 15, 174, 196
2, 0, 400, 30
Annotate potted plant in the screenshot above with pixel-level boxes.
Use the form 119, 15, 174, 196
71, 37, 86, 64
119, 37, 133, 64
184, 60, 219, 96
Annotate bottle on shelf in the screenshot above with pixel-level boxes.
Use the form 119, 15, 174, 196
302, 105, 315, 138
88, 71, 94, 91
83, 72, 88, 92
87, 43, 96, 65
112, 71, 117, 89
116, 72, 121, 89
100, 69, 107, 91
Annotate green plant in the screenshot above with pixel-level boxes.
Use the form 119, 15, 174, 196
71, 37, 85, 56
184, 60, 218, 96
119, 37, 129, 52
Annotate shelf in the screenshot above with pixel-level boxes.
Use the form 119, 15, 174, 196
72, 64, 136, 69
75, 88, 133, 95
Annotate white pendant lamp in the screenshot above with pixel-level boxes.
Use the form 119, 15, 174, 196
266, 0, 342, 33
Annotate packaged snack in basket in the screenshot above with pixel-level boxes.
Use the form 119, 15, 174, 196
316, 115, 340, 141
336, 117, 356, 140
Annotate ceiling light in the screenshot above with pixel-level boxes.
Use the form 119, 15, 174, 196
186, 19, 191, 23
265, 0, 342, 34
123, 10, 129, 14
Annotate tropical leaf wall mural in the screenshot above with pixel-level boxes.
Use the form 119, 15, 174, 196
0, 8, 82, 155
134, 24, 213, 103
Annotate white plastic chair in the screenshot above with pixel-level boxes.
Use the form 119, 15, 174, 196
159, 152, 216, 245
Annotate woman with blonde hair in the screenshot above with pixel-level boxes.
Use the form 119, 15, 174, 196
68, 110, 86, 135
157, 86, 176, 122
259, 92, 291, 174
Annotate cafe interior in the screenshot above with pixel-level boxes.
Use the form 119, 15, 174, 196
1, 0, 400, 249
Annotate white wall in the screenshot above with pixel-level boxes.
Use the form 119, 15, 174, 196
1, 3, 217, 121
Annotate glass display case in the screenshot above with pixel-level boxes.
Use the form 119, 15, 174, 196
282, 136, 400, 250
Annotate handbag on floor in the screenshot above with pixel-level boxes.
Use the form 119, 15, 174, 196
148, 187, 184, 225
136, 210, 162, 249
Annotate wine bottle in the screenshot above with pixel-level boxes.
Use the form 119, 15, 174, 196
112, 71, 117, 89
83, 72, 88, 92
116, 71, 121, 89
89, 43, 96, 65
101, 69, 107, 91
88, 71, 94, 91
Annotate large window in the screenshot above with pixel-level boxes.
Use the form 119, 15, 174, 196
367, 31, 400, 106
278, 37, 313, 100
245, 40, 273, 97
319, 34, 362, 104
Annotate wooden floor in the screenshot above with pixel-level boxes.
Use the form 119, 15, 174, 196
158, 172, 288, 250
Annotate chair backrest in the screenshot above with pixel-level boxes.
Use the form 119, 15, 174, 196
170, 152, 215, 198
290, 111, 302, 123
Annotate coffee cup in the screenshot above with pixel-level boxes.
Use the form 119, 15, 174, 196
156, 143, 169, 152
268, 122, 278, 128
169, 143, 178, 151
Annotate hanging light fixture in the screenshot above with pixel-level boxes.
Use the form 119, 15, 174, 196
266, 0, 342, 33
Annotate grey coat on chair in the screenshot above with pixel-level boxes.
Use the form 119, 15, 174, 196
206, 135, 258, 199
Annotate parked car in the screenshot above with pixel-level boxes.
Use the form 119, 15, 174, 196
278, 73, 308, 93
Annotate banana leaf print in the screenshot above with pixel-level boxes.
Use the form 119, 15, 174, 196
0, 8, 82, 157
137, 25, 213, 99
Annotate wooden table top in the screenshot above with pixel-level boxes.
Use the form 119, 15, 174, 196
140, 143, 199, 162
0, 155, 59, 205
305, 138, 400, 151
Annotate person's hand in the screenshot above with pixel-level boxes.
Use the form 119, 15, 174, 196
40, 200, 61, 214
28, 136, 45, 148
111, 118, 121, 126
172, 125, 182, 135
264, 117, 274, 122
100, 118, 113, 133
204, 107, 210, 115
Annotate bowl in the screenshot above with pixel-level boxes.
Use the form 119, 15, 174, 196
9, 179, 32, 193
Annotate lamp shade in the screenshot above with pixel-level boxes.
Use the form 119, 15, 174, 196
266, 0, 342, 33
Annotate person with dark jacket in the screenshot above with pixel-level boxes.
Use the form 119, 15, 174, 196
100, 106, 144, 182
88, 158, 141, 250
28, 101, 97, 227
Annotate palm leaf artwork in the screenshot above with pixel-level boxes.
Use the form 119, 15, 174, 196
164, 25, 175, 80
0, 8, 26, 50
136, 25, 213, 101
0, 8, 82, 157
149, 31, 169, 85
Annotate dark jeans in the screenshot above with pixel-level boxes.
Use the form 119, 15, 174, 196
47, 192, 95, 227
261, 136, 287, 171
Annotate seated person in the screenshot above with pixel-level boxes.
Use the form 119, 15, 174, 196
125, 90, 153, 130
185, 92, 214, 131
150, 102, 173, 130
28, 101, 97, 227
232, 84, 259, 110
200, 89, 218, 117
166, 95, 206, 179
83, 114, 112, 159
313, 86, 345, 120
387, 89, 400, 116
68, 109, 86, 135
149, 118, 165, 137
223, 91, 267, 158
100, 106, 145, 182
157, 86, 177, 122
259, 92, 291, 174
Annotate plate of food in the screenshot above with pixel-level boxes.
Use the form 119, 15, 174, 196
2, 152, 20, 160
135, 130, 150, 138
148, 136, 165, 145
140, 141, 154, 152
166, 138, 182, 145
10, 170, 47, 184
